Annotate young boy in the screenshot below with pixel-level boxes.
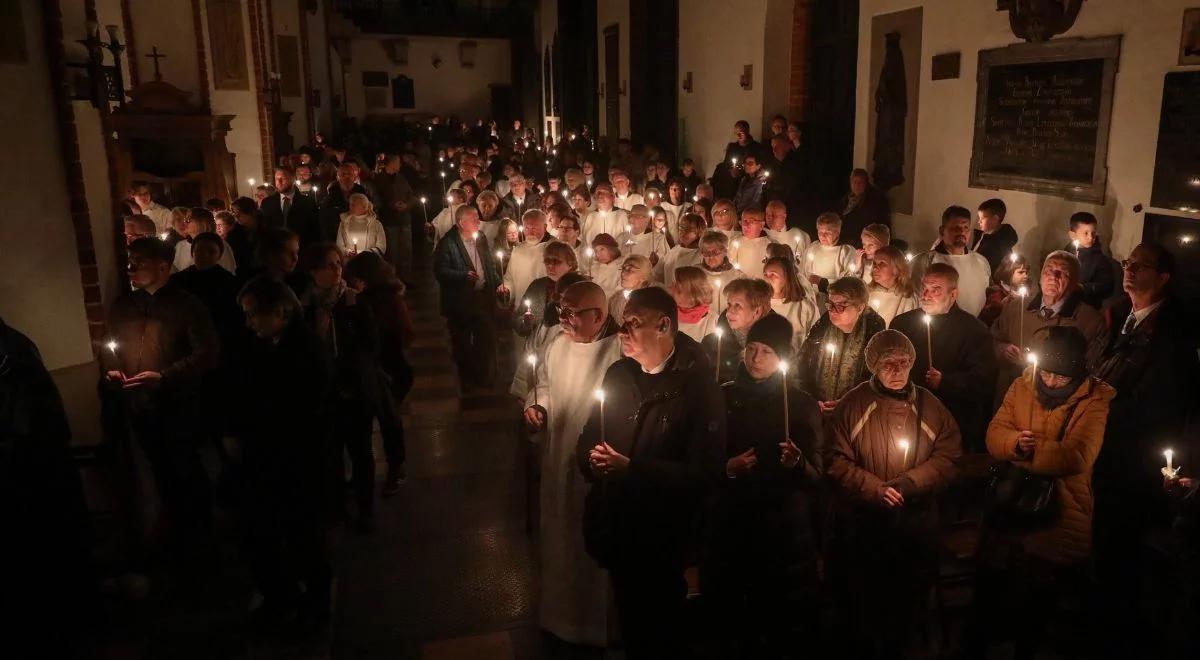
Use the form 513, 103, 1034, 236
972, 198, 1019, 273
1066, 211, 1115, 308
800, 212, 857, 290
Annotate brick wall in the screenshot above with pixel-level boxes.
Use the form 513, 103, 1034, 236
788, 0, 813, 121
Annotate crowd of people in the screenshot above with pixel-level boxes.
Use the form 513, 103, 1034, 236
4, 113, 1197, 659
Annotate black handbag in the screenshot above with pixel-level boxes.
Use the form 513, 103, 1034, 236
983, 398, 1081, 532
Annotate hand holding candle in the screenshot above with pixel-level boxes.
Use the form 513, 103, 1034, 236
1163, 448, 1181, 480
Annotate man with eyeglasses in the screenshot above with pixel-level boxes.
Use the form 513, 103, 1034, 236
522, 282, 622, 647
577, 286, 726, 658
102, 238, 220, 572
892, 263, 997, 452
826, 329, 961, 660
1089, 242, 1199, 656
992, 250, 1103, 399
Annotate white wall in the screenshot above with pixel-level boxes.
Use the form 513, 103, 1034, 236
307, 0, 334, 135
0, 0, 96, 370
856, 0, 1200, 261
130, 0, 200, 97
270, 0, 310, 146
676, 0, 768, 172
342, 35, 511, 119
597, 0, 630, 142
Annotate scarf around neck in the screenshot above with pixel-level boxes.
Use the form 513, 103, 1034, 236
1035, 373, 1084, 410
678, 304, 710, 325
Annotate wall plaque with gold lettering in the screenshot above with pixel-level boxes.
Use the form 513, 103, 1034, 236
969, 36, 1121, 203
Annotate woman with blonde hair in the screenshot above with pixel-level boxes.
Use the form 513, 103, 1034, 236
866, 245, 918, 326
671, 265, 718, 341
857, 223, 891, 280
337, 192, 387, 255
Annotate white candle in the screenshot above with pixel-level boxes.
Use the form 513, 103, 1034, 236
923, 314, 934, 369
594, 388, 607, 444
527, 354, 539, 406
898, 438, 911, 468
419, 196, 428, 223
714, 327, 724, 382
1017, 285, 1029, 349
1027, 352, 1039, 429
1165, 448, 1175, 473
779, 360, 790, 439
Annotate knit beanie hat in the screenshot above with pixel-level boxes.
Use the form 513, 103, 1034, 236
865, 329, 915, 374
746, 312, 794, 360
1034, 326, 1088, 378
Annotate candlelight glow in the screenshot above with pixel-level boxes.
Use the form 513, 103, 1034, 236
159, 232, 169, 241
1018, 286, 1028, 297
1027, 352, 1038, 367
446, 195, 454, 203
526, 354, 537, 367
1010, 251, 1019, 263
825, 342, 837, 355
247, 177, 256, 186
495, 250, 504, 260
106, 339, 118, 354
420, 196, 427, 204
871, 299, 881, 309
594, 389, 606, 403
904, 252, 914, 262
623, 289, 631, 300
731, 157, 738, 166
923, 314, 932, 326
440, 172, 446, 178
715, 326, 724, 339
524, 299, 532, 310
778, 359, 789, 376
471, 231, 479, 240
898, 439, 910, 452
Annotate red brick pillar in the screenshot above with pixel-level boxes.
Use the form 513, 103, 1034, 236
788, 0, 813, 121
44, 0, 107, 354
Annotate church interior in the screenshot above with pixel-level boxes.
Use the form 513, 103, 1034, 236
2, 0, 1199, 659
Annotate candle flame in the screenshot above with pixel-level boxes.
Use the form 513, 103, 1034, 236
586, 248, 594, 257
524, 298, 531, 309
923, 313, 932, 326
825, 342, 837, 355
471, 231, 479, 240
1026, 352, 1038, 366
898, 439, 910, 451
159, 232, 169, 241
778, 359, 789, 376
420, 196, 427, 204
1165, 448, 1174, 462
526, 354, 537, 366
106, 340, 118, 353
594, 388, 606, 403
871, 299, 881, 309
495, 250, 504, 259
715, 326, 724, 339
247, 177, 256, 186
904, 252, 914, 262
623, 289, 631, 300
1010, 251, 1019, 263
440, 172, 446, 178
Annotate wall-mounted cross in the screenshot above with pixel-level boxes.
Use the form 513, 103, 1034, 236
146, 46, 167, 81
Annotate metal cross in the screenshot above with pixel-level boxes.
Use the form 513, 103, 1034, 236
145, 46, 167, 81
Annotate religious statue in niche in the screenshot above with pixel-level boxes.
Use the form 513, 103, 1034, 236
872, 32, 907, 192
997, 0, 1085, 42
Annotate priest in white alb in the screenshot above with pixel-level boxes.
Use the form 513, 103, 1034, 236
582, 184, 628, 245
523, 282, 623, 647
911, 206, 992, 316
728, 207, 775, 279
764, 200, 810, 255
499, 209, 550, 306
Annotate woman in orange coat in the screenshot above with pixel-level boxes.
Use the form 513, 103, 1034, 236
968, 326, 1114, 659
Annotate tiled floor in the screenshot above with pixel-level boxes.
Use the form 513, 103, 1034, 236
331, 262, 541, 660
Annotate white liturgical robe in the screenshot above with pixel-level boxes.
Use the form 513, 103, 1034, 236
729, 234, 775, 280
503, 240, 549, 305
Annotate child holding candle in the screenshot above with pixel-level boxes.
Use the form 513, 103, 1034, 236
705, 313, 823, 657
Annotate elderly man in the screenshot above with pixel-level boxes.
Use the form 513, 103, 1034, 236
433, 205, 501, 389
701, 278, 775, 382
764, 199, 811, 255
373, 155, 416, 280
912, 206, 991, 316
892, 263, 997, 452
992, 250, 1103, 397
499, 209, 550, 306
582, 184, 629, 245
578, 287, 726, 659
836, 168, 890, 245
729, 207, 774, 279
1089, 243, 1200, 657
609, 169, 645, 211
826, 330, 961, 660
501, 173, 538, 221
524, 282, 622, 648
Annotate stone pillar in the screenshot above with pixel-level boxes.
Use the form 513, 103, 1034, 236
788, 0, 813, 121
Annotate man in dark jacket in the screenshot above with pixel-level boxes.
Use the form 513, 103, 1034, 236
836, 169, 890, 247
375, 154, 416, 282
433, 205, 501, 389
1090, 242, 1200, 658
500, 173, 538, 222
319, 161, 370, 243
971, 198, 1019, 273
233, 276, 336, 627
103, 238, 219, 559
578, 286, 727, 659
891, 263, 997, 452
261, 166, 322, 248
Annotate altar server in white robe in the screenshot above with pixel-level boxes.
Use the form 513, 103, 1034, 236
524, 282, 623, 646
911, 206, 992, 316
866, 245, 919, 326
659, 179, 688, 242
429, 189, 466, 242
728, 207, 775, 280
499, 209, 550, 307
658, 212, 706, 287
764, 199, 811, 255
762, 255, 820, 358
615, 204, 658, 258
800, 212, 857, 288
711, 198, 742, 241
587, 233, 626, 299
582, 184, 628, 245
697, 231, 747, 314
610, 169, 644, 212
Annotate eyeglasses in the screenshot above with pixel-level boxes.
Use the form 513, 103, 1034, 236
1039, 371, 1073, 386
559, 307, 601, 321
1121, 259, 1157, 274
825, 300, 857, 313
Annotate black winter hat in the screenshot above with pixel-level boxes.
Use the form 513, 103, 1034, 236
746, 312, 794, 360
1034, 326, 1088, 378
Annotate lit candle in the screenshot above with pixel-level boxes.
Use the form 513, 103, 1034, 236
692, 195, 699, 202
527, 354, 539, 407
731, 157, 738, 167
870, 298, 881, 310
585, 247, 595, 276
825, 342, 837, 358
419, 196, 429, 223
1072, 239, 1080, 254
1010, 250, 1019, 263
561, 190, 569, 199
1165, 448, 1175, 474
471, 231, 479, 242
714, 326, 725, 382
247, 177, 256, 187
904, 252, 914, 263
898, 438, 911, 468
159, 232, 169, 241
106, 339, 118, 355
523, 298, 532, 316
439, 155, 445, 163
713, 279, 722, 312
779, 360, 790, 439
352, 237, 359, 252
923, 314, 934, 369
594, 388, 607, 444
623, 289, 632, 300
495, 249, 505, 270
763, 170, 771, 179
439, 171, 447, 195
1017, 285, 1029, 349
1026, 352, 1038, 429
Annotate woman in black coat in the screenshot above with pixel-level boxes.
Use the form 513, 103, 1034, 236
300, 243, 383, 532
704, 313, 824, 659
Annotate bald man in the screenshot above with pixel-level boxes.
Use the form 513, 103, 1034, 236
524, 281, 622, 646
